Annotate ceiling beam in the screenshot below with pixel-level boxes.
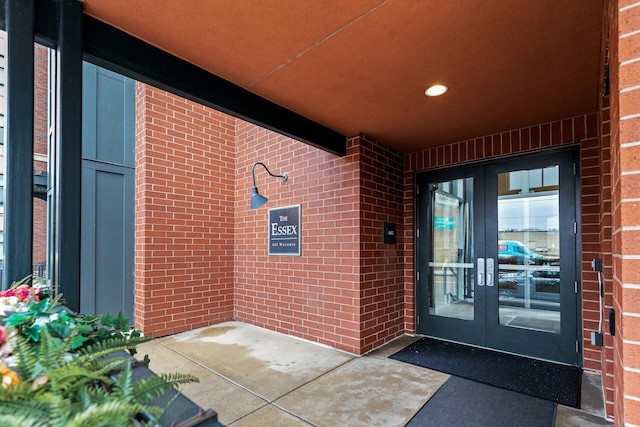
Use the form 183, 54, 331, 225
0, 0, 347, 156
80, 15, 345, 156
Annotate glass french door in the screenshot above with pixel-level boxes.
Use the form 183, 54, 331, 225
416, 149, 580, 365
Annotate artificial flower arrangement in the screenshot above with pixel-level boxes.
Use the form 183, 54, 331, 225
0, 276, 199, 427
0, 276, 44, 316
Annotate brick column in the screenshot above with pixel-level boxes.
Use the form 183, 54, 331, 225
134, 84, 236, 337
611, 0, 640, 424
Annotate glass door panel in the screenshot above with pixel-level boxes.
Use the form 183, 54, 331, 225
428, 179, 475, 321
497, 167, 561, 333
417, 165, 485, 347
417, 149, 579, 365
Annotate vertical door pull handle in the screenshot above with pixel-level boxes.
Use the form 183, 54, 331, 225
477, 258, 485, 286
487, 258, 495, 287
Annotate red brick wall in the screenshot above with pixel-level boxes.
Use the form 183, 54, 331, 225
595, 1, 615, 417
403, 169, 416, 334
32, 44, 48, 266
581, 130, 610, 374
32, 198, 47, 267
234, 124, 363, 353
358, 137, 405, 353
134, 84, 235, 337
135, 89, 603, 366
233, 126, 406, 354
33, 45, 48, 160
611, 0, 640, 424
405, 116, 594, 172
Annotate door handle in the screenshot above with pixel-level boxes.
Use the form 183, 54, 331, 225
487, 258, 495, 287
477, 258, 485, 286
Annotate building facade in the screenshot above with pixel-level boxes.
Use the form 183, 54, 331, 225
131, 3, 637, 421
6, 0, 640, 424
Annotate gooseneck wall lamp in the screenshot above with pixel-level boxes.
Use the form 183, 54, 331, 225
250, 162, 288, 209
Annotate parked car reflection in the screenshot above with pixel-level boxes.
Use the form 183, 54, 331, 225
499, 270, 559, 299
498, 240, 557, 266
498, 241, 560, 310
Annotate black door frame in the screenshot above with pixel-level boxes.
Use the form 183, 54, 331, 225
416, 148, 581, 365
416, 163, 486, 346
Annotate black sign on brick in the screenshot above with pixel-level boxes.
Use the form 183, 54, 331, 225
268, 205, 301, 256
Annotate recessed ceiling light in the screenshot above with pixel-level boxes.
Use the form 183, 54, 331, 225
425, 85, 448, 97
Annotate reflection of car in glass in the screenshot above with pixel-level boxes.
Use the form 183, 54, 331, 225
498, 240, 544, 265
498, 271, 560, 308
498, 241, 560, 308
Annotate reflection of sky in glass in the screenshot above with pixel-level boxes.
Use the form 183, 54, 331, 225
498, 194, 559, 231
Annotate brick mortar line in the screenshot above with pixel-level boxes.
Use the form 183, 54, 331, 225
620, 1, 640, 12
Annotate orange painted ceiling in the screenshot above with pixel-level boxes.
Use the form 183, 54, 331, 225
82, 0, 604, 154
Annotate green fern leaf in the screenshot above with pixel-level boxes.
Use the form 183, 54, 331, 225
111, 358, 134, 401
131, 372, 199, 404
93, 356, 131, 377
75, 336, 149, 365
47, 365, 110, 394
0, 391, 52, 418
11, 333, 39, 379
65, 400, 149, 427
0, 414, 43, 427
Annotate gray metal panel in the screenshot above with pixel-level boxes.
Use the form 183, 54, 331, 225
80, 160, 134, 318
81, 61, 97, 160
94, 168, 132, 317
96, 67, 127, 165
81, 62, 135, 319
80, 165, 96, 314
123, 165, 134, 317
123, 77, 136, 167
83, 63, 135, 168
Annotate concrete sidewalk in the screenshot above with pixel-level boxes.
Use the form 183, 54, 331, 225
138, 321, 611, 426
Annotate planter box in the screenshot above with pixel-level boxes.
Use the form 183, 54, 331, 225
110, 352, 225, 427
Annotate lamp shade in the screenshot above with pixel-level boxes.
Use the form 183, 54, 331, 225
250, 187, 269, 209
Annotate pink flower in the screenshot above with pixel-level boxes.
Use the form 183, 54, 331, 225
0, 326, 7, 348
0, 284, 41, 304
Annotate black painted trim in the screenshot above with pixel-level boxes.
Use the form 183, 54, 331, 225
0, 0, 347, 156
81, 16, 346, 156
33, 0, 58, 47
0, 0, 57, 46
55, 0, 82, 311
4, 0, 35, 287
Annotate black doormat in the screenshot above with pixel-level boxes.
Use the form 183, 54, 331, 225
390, 337, 581, 408
406, 376, 557, 427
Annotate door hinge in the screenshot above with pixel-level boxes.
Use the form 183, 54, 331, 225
574, 222, 577, 234
417, 315, 420, 325
416, 185, 420, 195
576, 341, 580, 353
575, 281, 578, 294
573, 162, 576, 176
417, 228, 420, 238
417, 271, 420, 281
